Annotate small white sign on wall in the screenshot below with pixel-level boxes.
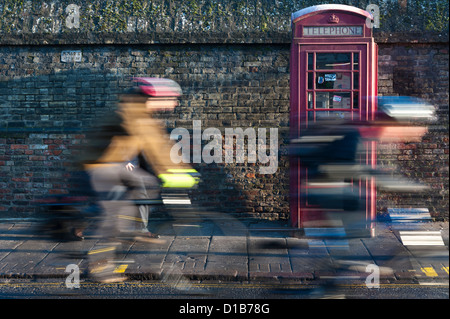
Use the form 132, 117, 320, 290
61, 50, 82, 62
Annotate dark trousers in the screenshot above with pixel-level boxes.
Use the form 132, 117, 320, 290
86, 164, 159, 264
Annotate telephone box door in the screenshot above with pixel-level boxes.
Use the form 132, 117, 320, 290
289, 5, 377, 231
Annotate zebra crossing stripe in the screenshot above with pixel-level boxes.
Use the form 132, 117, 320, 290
113, 264, 128, 273
388, 208, 431, 222
442, 266, 449, 275
87, 246, 117, 255
399, 231, 444, 246
421, 267, 438, 277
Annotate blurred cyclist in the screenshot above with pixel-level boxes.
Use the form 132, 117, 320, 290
289, 96, 435, 297
82, 78, 198, 283
290, 96, 436, 229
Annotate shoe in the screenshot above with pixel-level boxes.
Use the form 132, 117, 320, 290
148, 232, 160, 238
72, 228, 84, 241
140, 228, 159, 238
134, 232, 165, 244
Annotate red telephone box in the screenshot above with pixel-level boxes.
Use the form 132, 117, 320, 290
289, 4, 378, 234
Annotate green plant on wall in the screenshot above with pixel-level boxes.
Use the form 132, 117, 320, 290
423, 0, 449, 32
0, 0, 448, 34
0, 0, 25, 33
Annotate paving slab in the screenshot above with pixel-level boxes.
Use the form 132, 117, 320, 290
0, 219, 448, 284
248, 237, 292, 276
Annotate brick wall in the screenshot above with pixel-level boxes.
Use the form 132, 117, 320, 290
377, 44, 449, 220
1, 42, 448, 220
0, 44, 291, 218
0, 0, 448, 220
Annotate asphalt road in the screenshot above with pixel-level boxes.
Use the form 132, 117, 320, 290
0, 278, 448, 300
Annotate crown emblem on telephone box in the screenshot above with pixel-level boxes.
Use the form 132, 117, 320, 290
328, 14, 339, 23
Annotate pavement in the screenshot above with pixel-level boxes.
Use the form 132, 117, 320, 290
0, 209, 448, 286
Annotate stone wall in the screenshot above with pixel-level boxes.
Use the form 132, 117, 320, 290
0, 0, 448, 220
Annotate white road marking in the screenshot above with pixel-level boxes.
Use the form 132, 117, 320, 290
399, 231, 444, 246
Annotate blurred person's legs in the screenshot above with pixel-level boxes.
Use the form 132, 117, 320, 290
303, 181, 367, 298
86, 165, 139, 282
122, 167, 161, 237
139, 204, 150, 231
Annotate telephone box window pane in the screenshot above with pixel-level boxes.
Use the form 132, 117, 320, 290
308, 53, 314, 70
332, 92, 351, 109
315, 92, 351, 109
315, 111, 351, 120
316, 53, 352, 70
316, 72, 351, 89
308, 92, 314, 109
353, 53, 359, 70
353, 92, 359, 109
315, 92, 329, 109
353, 72, 359, 89
308, 72, 314, 89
